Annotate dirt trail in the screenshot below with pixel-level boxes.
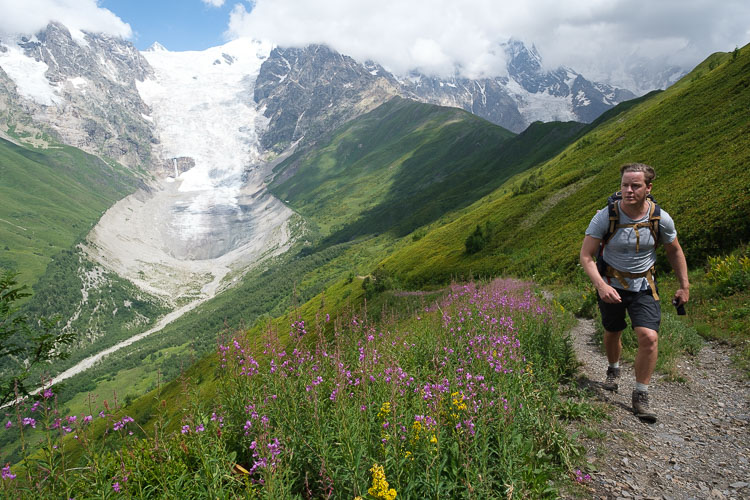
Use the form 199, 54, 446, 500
567, 318, 750, 499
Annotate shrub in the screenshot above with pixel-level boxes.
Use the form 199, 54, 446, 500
0, 271, 75, 406
464, 222, 494, 255
705, 251, 750, 296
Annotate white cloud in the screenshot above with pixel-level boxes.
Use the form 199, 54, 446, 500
225, 0, 750, 84
0, 0, 131, 41
202, 0, 226, 7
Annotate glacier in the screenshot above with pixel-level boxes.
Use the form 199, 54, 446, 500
85, 38, 294, 304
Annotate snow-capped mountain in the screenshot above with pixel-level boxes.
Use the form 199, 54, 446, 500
0, 22, 156, 169
0, 21, 648, 302
1, 23, 639, 168
0, 23, 295, 304
253, 39, 637, 151
253, 45, 404, 151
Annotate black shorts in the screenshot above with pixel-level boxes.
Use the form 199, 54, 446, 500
598, 288, 661, 332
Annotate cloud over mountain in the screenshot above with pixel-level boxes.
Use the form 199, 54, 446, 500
226, 0, 750, 86
0, 0, 132, 41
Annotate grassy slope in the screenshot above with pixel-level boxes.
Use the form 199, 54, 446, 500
47, 101, 587, 456
0, 137, 139, 287
43, 99, 586, 428
46, 48, 750, 488
383, 45, 750, 286
270, 96, 584, 244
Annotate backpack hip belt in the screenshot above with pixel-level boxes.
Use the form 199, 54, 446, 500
604, 265, 660, 301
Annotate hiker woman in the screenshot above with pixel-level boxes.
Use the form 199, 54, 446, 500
579, 163, 689, 422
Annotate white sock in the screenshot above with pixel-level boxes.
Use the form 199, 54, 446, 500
609, 362, 620, 369
635, 382, 649, 393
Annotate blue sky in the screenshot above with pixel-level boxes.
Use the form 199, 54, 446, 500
1, 0, 749, 86
99, 0, 234, 51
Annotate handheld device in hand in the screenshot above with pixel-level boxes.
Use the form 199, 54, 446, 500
672, 298, 686, 316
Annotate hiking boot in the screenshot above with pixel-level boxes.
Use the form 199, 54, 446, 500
632, 390, 657, 423
603, 366, 620, 392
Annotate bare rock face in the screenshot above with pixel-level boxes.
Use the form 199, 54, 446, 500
398, 73, 527, 133
161, 156, 195, 178
1, 22, 157, 170
254, 44, 403, 151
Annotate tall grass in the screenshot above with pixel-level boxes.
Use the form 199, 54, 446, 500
2, 279, 585, 498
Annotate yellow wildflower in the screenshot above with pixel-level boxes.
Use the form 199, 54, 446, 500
377, 402, 391, 420
410, 419, 423, 444
451, 391, 467, 412
368, 464, 397, 500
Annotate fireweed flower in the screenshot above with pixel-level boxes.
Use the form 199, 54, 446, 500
4, 420, 11, 429
113, 416, 134, 431
2, 464, 16, 480
574, 469, 591, 483
22, 417, 36, 428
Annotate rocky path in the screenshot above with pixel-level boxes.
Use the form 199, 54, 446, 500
568, 318, 750, 500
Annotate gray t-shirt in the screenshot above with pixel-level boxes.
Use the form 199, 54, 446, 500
585, 201, 677, 291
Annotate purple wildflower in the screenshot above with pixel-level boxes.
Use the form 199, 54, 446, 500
2, 464, 16, 480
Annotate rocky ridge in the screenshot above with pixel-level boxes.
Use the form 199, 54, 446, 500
254, 44, 404, 151
0, 22, 156, 169
254, 39, 637, 152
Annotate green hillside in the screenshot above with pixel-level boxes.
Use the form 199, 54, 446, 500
270, 97, 584, 245
5, 45, 749, 498
383, 45, 750, 285
37, 44, 750, 433
0, 137, 140, 287
23, 97, 586, 439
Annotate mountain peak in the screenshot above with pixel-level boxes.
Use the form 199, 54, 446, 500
503, 38, 544, 74
146, 41, 168, 52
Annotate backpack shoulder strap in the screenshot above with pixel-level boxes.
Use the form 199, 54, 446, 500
647, 195, 662, 247
602, 191, 621, 245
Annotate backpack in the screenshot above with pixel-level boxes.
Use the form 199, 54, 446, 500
596, 191, 662, 300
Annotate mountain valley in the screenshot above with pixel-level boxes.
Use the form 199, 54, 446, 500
0, 19, 748, 497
